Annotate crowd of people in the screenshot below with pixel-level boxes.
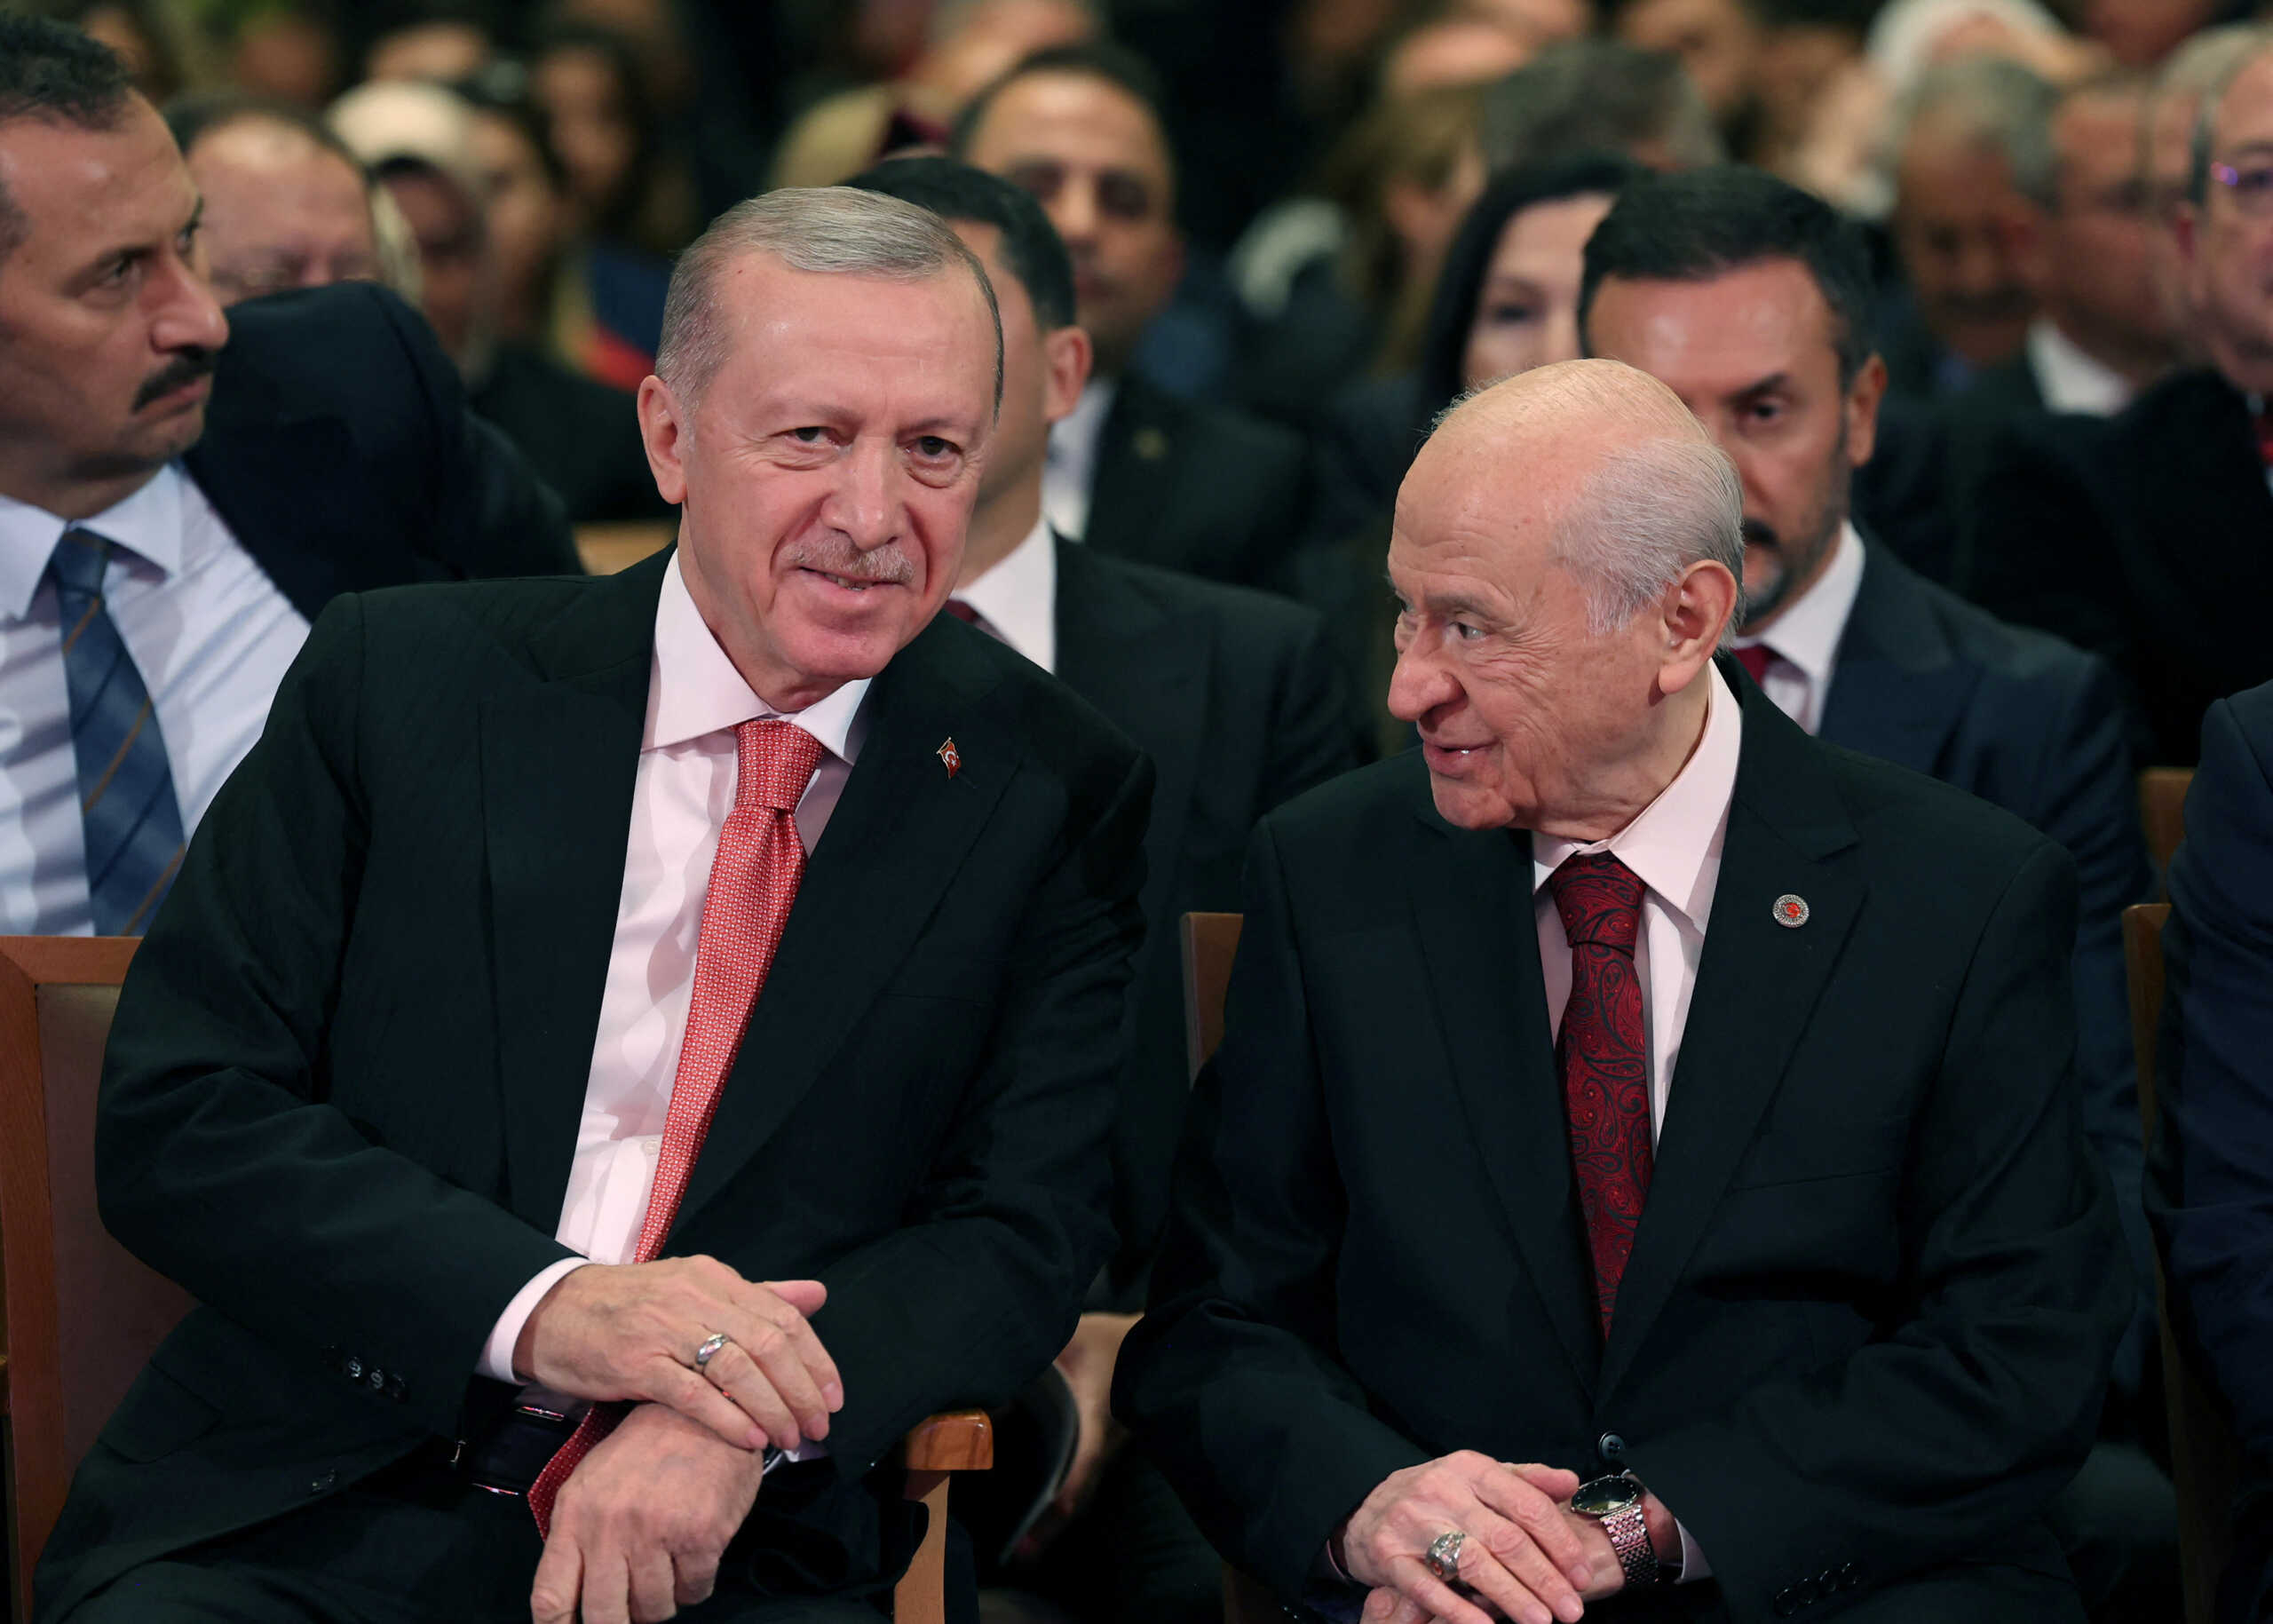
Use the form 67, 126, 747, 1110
4, 0, 2273, 1620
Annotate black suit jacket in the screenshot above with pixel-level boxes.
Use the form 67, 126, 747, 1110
185, 281, 582, 615
1082, 373, 1311, 592
1962, 369, 2273, 765
1116, 665, 2130, 1622
2149, 681, 2273, 1622
36, 551, 1150, 1620
1823, 546, 2157, 1386
1051, 539, 1357, 1303
470, 340, 677, 525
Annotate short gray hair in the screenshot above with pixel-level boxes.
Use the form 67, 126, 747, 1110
1897, 56, 2061, 210
1555, 435, 1746, 645
2188, 29, 2273, 206
655, 186, 1004, 412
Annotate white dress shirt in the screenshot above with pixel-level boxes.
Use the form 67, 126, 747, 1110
2026, 317, 2135, 418
0, 464, 310, 935
478, 551, 870, 1383
1042, 378, 1117, 543
952, 512, 1057, 674
1531, 661, 1742, 1582
1730, 522, 1865, 737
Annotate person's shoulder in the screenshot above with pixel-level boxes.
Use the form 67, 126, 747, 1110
212, 282, 440, 421
1257, 750, 1431, 856
1810, 726, 2065, 876
1069, 543, 1324, 645
343, 565, 633, 672
938, 615, 1148, 787
1878, 553, 2110, 693
1122, 375, 1305, 470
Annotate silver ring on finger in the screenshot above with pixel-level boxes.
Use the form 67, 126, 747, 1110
693, 1330, 733, 1373
1424, 1530, 1467, 1583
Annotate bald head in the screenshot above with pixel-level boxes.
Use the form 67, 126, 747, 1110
1389, 359, 1743, 838
185, 113, 379, 304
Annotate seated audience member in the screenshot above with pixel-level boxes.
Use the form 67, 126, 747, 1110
0, 20, 575, 940
1581, 165, 2172, 1620
37, 185, 1149, 1624
2142, 25, 2268, 359
1968, 36, 2273, 765
952, 44, 1313, 590
1477, 39, 1727, 171
1602, 0, 1770, 159
1881, 56, 2058, 399
1117, 357, 2132, 1623
329, 79, 670, 526
2149, 678, 2273, 1624
851, 152, 1357, 1624
165, 93, 381, 303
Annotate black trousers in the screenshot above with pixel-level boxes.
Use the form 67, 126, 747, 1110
66, 1457, 889, 1624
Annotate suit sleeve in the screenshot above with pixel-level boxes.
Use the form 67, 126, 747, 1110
2151, 697, 2273, 1462
368, 284, 583, 581
95, 597, 575, 1439
2033, 654, 2159, 1396
1262, 611, 1362, 810
807, 747, 1155, 1479
1962, 420, 2131, 675
1635, 840, 2130, 1620
1113, 820, 1431, 1597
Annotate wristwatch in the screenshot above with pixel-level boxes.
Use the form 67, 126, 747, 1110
1571, 1471, 1661, 1588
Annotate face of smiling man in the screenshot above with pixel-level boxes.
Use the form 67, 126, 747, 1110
637, 250, 1000, 710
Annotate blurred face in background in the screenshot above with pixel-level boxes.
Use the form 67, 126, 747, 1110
2147, 84, 2204, 345
961, 70, 1183, 377
2031, 85, 2171, 372
366, 20, 493, 84
1612, 0, 1762, 123
1892, 110, 2038, 367
947, 221, 1090, 513
1460, 191, 1618, 388
533, 42, 638, 227
1586, 258, 1883, 632
187, 116, 378, 304
467, 107, 562, 334
376, 162, 483, 359
2180, 51, 2273, 392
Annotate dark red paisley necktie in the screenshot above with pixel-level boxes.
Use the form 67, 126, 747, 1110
1548, 851, 1654, 1334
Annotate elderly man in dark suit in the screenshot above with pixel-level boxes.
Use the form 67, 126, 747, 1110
0, 19, 576, 941
2150, 679, 2273, 1624
1577, 164, 2170, 1619
1117, 358, 2131, 1623
37, 183, 1151, 1624
849, 154, 1357, 1624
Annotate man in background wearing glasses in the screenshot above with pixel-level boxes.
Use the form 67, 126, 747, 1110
1965, 34, 2273, 768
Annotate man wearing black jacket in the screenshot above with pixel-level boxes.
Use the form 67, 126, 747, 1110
0, 20, 576, 939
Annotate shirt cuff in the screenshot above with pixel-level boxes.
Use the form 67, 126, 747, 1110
479, 1256, 592, 1383
1675, 1517, 1711, 1582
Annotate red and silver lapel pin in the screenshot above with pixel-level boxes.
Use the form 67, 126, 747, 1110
937, 737, 961, 779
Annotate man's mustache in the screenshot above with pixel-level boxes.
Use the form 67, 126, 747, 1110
133, 349, 218, 410
1742, 518, 1780, 551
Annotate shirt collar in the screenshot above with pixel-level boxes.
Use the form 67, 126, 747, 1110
952, 511, 1057, 673
1734, 519, 1865, 694
0, 463, 186, 621
645, 550, 869, 762
1048, 377, 1118, 472
1532, 661, 1743, 932
2026, 316, 2134, 417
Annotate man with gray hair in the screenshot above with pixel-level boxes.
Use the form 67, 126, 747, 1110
1118, 357, 2129, 1622
38, 182, 1151, 1624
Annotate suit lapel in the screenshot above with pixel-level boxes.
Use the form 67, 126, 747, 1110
1409, 799, 1601, 1393
672, 618, 1019, 1230
483, 553, 667, 1230
1083, 380, 1178, 568
1817, 548, 1979, 776
1598, 674, 1866, 1397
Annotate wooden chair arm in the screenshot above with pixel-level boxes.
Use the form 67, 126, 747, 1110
903, 1409, 993, 1473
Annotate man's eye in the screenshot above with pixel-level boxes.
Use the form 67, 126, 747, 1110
1453, 622, 1485, 642
1484, 303, 1537, 327
790, 426, 826, 443
915, 435, 954, 458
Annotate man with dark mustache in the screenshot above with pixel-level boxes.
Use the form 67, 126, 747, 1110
0, 17, 577, 938
1580, 164, 2173, 1620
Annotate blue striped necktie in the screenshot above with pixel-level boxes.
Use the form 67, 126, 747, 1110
48, 527, 186, 935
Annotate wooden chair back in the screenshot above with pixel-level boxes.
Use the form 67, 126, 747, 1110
574, 521, 675, 577
2124, 903, 2244, 1624
1180, 914, 1244, 1081
0, 937, 193, 1622
2140, 769, 2194, 895
896, 1411, 992, 1624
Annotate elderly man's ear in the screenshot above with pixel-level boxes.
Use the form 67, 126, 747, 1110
1657, 559, 1741, 695
638, 375, 690, 507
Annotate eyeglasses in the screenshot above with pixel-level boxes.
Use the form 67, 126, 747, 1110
2210, 157, 2273, 216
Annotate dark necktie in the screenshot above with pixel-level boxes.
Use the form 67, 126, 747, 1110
2253, 400, 2273, 467
1734, 643, 1776, 686
945, 598, 1004, 644
1548, 852, 1654, 1333
48, 528, 186, 935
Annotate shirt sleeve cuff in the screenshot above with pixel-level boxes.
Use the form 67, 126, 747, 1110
479, 1256, 591, 1383
1675, 1518, 1711, 1583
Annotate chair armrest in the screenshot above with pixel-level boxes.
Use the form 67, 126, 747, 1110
904, 1410, 993, 1473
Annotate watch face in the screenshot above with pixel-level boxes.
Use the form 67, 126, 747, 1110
1572, 1476, 1643, 1517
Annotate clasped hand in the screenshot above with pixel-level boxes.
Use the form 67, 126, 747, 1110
1342, 1453, 1626, 1624
515, 1257, 843, 1453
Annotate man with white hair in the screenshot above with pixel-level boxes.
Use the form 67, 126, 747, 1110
1117, 357, 2130, 1622
39, 183, 1149, 1624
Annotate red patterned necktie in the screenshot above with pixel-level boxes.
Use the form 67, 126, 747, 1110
1548, 852, 1654, 1335
527, 717, 828, 1534
1734, 643, 1775, 686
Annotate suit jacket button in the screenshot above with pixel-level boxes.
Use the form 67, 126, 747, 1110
307, 1470, 337, 1496
1596, 1432, 1626, 1460
1773, 1587, 1800, 1617
345, 1358, 363, 1381
368, 1367, 386, 1390
1839, 1562, 1860, 1588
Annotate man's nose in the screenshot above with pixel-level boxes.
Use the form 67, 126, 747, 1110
152, 252, 229, 354
1049, 177, 1100, 244
822, 441, 899, 550
1386, 641, 1458, 723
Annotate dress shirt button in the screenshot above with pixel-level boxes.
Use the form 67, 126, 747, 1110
1596, 1432, 1626, 1461
345, 1357, 362, 1381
